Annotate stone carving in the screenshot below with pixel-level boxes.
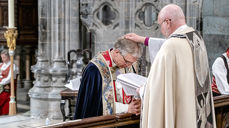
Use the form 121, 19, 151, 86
80, 0, 119, 31
66, 49, 92, 82
135, 2, 159, 30
96, 4, 117, 26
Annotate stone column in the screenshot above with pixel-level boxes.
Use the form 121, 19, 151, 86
47, 0, 80, 119
29, 0, 51, 119
184, 0, 203, 31
24, 46, 32, 90
15, 47, 21, 88
48, 0, 67, 119
16, 47, 28, 102
15, 47, 24, 102
29, 0, 80, 119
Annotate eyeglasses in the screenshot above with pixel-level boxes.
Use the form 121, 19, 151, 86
158, 19, 171, 26
120, 54, 136, 65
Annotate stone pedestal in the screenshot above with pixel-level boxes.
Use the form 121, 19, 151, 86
30, 86, 50, 118
29, 58, 51, 119
48, 59, 68, 119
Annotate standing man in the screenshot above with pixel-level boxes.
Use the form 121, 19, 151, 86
0, 49, 18, 115
125, 4, 216, 128
74, 38, 142, 119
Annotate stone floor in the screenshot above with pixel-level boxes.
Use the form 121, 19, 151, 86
0, 112, 62, 128
0, 88, 63, 128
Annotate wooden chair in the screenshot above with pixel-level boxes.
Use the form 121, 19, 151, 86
60, 88, 78, 121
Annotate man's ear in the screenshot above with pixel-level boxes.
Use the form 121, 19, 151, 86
113, 49, 120, 53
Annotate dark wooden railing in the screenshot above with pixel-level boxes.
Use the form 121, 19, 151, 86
42, 113, 140, 128
43, 94, 229, 128
214, 95, 229, 128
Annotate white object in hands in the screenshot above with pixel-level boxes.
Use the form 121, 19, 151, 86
64, 77, 81, 90
116, 73, 147, 96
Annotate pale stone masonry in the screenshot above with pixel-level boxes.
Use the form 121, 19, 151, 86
29, 0, 80, 119
202, 0, 229, 66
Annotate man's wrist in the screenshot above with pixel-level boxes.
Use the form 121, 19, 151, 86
144, 37, 149, 46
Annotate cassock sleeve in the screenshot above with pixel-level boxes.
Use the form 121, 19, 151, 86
74, 63, 103, 119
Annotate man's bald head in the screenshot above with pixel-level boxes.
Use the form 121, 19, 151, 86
158, 4, 185, 23
157, 4, 186, 37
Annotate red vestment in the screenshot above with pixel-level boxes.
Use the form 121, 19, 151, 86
0, 63, 11, 115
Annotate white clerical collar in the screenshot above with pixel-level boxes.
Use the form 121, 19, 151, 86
169, 24, 188, 37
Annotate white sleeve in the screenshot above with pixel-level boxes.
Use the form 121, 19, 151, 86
0, 64, 18, 85
139, 85, 145, 99
148, 38, 165, 63
115, 102, 128, 114
212, 57, 229, 94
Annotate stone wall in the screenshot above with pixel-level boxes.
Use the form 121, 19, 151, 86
203, 0, 229, 68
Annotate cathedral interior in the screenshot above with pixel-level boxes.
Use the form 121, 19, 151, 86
0, 0, 228, 127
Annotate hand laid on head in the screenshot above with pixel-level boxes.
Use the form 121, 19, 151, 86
128, 98, 141, 115
124, 33, 145, 44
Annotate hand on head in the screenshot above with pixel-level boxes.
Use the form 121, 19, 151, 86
124, 33, 145, 44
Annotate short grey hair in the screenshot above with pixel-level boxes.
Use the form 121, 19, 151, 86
114, 38, 142, 58
1, 49, 9, 57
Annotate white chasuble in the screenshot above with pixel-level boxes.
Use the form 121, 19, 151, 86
141, 26, 216, 128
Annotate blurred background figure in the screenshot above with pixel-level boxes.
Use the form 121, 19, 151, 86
212, 48, 229, 96
0, 49, 18, 115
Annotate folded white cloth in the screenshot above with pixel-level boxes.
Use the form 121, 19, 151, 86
64, 77, 81, 90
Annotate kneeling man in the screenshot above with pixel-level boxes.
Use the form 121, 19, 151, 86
74, 38, 142, 119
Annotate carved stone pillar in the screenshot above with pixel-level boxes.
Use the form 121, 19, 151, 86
30, 0, 80, 119
47, 0, 80, 119
29, 0, 52, 119
29, 58, 51, 118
